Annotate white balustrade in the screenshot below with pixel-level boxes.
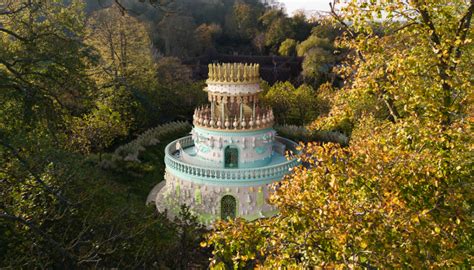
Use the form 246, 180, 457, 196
165, 136, 299, 183
193, 106, 274, 130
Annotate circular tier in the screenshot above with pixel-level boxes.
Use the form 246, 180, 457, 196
190, 127, 277, 168
205, 82, 261, 95
193, 105, 274, 131
155, 169, 279, 225
165, 135, 298, 185
155, 135, 298, 225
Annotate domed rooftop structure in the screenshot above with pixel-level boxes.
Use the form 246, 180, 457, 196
154, 63, 298, 225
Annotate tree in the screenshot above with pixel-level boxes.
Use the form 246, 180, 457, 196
85, 4, 156, 87
206, 0, 473, 268
207, 117, 472, 268
262, 81, 293, 124
155, 57, 193, 86
0, 0, 94, 132
171, 205, 208, 270
297, 36, 335, 84
252, 32, 266, 53
1, 2, 206, 268
85, 4, 160, 130
262, 82, 318, 125
194, 23, 222, 53
296, 36, 333, 56
224, 0, 260, 42
278, 38, 297, 56
324, 0, 473, 126
293, 84, 318, 124
68, 101, 128, 155
157, 14, 198, 57
153, 57, 207, 121
289, 11, 313, 41
259, 8, 293, 52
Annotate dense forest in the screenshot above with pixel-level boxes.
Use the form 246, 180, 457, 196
1, 0, 472, 268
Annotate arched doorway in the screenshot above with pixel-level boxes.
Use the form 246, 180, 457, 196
220, 195, 236, 220
224, 146, 238, 168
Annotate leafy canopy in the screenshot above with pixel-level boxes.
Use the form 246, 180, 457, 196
206, 0, 473, 268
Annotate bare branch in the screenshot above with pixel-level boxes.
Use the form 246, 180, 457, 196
0, 212, 75, 262
392, 21, 418, 33
329, 0, 356, 39
0, 27, 27, 41
450, 2, 474, 71
329, 0, 367, 63
413, 0, 442, 46
0, 138, 72, 205
0, 2, 32, 15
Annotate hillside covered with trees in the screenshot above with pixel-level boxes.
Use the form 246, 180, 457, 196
1, 0, 472, 268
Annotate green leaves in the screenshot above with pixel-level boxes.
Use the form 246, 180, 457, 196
278, 38, 297, 56
262, 82, 320, 125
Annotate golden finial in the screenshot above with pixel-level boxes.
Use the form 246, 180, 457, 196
213, 63, 217, 80
207, 64, 212, 79
205, 62, 259, 84
224, 64, 228, 82
230, 63, 235, 82
237, 63, 241, 82
243, 64, 248, 81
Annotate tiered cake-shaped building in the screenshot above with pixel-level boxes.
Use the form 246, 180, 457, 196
155, 63, 298, 225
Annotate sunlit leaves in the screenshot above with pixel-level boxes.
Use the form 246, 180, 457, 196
207, 115, 472, 268
206, 1, 473, 268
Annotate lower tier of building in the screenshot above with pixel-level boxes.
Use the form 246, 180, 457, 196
154, 135, 298, 226
155, 169, 280, 225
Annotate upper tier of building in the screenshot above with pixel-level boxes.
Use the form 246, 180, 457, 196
206, 63, 262, 96
199, 63, 270, 133
207, 63, 260, 84
164, 62, 298, 182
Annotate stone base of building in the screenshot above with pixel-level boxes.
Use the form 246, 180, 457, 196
155, 169, 278, 227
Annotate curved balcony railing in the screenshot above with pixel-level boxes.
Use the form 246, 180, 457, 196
193, 105, 274, 131
164, 136, 299, 183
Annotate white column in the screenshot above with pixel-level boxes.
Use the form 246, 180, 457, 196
252, 97, 256, 120
239, 98, 243, 122
211, 98, 215, 121
221, 96, 225, 127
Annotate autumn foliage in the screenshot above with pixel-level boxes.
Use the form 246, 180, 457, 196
205, 0, 473, 268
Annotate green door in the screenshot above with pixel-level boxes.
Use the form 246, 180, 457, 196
221, 195, 236, 220
224, 146, 238, 168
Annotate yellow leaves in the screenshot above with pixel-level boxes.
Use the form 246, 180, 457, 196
329, 175, 338, 190
421, 209, 430, 216
337, 233, 348, 244
207, 113, 472, 268
454, 39, 463, 46
211, 262, 226, 270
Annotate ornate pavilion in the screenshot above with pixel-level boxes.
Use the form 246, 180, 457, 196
154, 63, 298, 225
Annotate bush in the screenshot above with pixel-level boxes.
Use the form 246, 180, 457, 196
100, 121, 191, 172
